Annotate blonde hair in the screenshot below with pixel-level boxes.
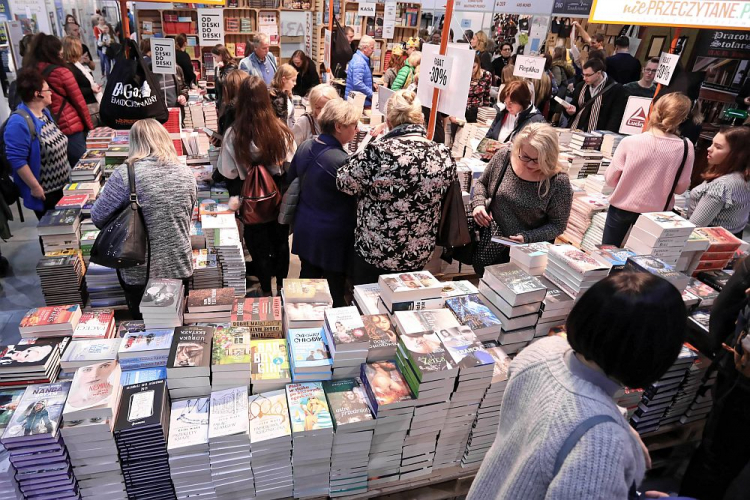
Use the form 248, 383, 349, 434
474, 31, 489, 52
62, 36, 82, 63
386, 90, 423, 127
649, 93, 692, 136
271, 63, 298, 95
502, 64, 521, 84
318, 98, 362, 135
407, 51, 421, 68
308, 84, 339, 110
359, 35, 375, 49
511, 122, 561, 197
127, 119, 180, 166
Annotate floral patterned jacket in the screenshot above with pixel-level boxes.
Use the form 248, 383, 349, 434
467, 70, 493, 109
336, 124, 457, 272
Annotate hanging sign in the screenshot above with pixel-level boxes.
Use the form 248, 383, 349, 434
324, 28, 332, 72
619, 96, 652, 135
695, 29, 750, 60
357, 2, 376, 16
417, 43, 473, 119
198, 9, 224, 45
426, 54, 453, 90
552, 0, 593, 15
383, 1, 396, 39
654, 52, 680, 85
589, 0, 750, 30
455, 0, 494, 11
513, 55, 547, 80
494, 0, 555, 14
152, 38, 175, 75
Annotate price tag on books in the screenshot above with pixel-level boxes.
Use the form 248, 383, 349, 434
654, 52, 680, 85
427, 54, 453, 90
358, 2, 377, 16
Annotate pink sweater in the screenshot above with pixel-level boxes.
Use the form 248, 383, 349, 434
605, 133, 695, 213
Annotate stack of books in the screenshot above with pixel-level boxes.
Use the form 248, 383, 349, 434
184, 288, 234, 324
363, 314, 398, 362
202, 203, 245, 297
324, 379, 375, 497
569, 131, 603, 151
167, 397, 215, 500
323, 307, 369, 379
248, 389, 293, 499
580, 212, 609, 252
433, 327, 494, 470
692, 227, 743, 274
676, 230, 710, 274
378, 271, 444, 316
1, 382, 79, 499
208, 386, 254, 498
115, 380, 175, 498
445, 294, 503, 343
561, 194, 609, 247
191, 249, 222, 289
544, 245, 611, 298
55, 193, 89, 210
360, 361, 414, 486
71, 158, 102, 183
480, 264, 547, 353
36, 253, 87, 306
583, 174, 613, 195
684, 278, 719, 309
462, 345, 511, 466
352, 284, 380, 316
63, 181, 100, 199
166, 326, 214, 399
86, 262, 127, 307
476, 107, 496, 125
696, 269, 732, 292
624, 212, 696, 267
249, 338, 291, 393
72, 309, 116, 340
60, 338, 121, 375
62, 361, 125, 499
86, 128, 115, 148
140, 278, 185, 329
211, 326, 252, 391
37, 208, 81, 253
117, 328, 175, 370
509, 242, 551, 276
615, 387, 645, 419
561, 149, 604, 179
661, 345, 709, 426
282, 279, 333, 331
19, 304, 82, 338
600, 132, 624, 156
0, 389, 23, 500
286, 382, 334, 498
624, 256, 691, 293
589, 247, 637, 273
287, 328, 332, 382
0, 338, 67, 388
680, 357, 717, 425
231, 297, 283, 338
536, 277, 574, 338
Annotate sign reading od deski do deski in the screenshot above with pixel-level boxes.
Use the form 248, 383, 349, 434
198, 9, 224, 45
151, 38, 175, 75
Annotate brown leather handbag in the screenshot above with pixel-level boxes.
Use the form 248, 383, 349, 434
240, 164, 282, 225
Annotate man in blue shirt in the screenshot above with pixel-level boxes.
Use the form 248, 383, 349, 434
345, 35, 376, 107
240, 33, 277, 85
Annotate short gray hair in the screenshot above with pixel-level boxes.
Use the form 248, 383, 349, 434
253, 33, 270, 46
359, 35, 375, 49
308, 84, 339, 110
318, 99, 362, 135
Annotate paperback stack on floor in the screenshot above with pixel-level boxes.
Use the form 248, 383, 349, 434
62, 361, 125, 499
561, 194, 609, 247
433, 326, 494, 470
0, 388, 25, 500
580, 212, 608, 252
38, 208, 82, 253
72, 309, 116, 340
360, 361, 415, 486
444, 294, 502, 343
36, 253, 87, 306
462, 345, 511, 467
248, 389, 293, 500
692, 227, 743, 274
480, 264, 547, 353
1, 382, 78, 500
211, 327, 252, 391
287, 328, 333, 382
249, 338, 291, 394
509, 242, 551, 276
60, 337, 121, 377
624, 212, 696, 267
18, 304, 82, 339
624, 256, 691, 293
363, 314, 398, 362
661, 345, 710, 426
0, 338, 67, 388
117, 328, 175, 370
629, 346, 697, 435
140, 278, 185, 329
166, 326, 214, 399
114, 379, 175, 499
286, 382, 334, 498
535, 277, 574, 338
545, 245, 611, 299
324, 379, 375, 497
676, 230, 710, 275
184, 288, 234, 324
167, 397, 216, 500
377, 271, 444, 316
231, 297, 283, 339
202, 205, 245, 297
191, 249, 223, 290
85, 263, 127, 308
352, 284, 381, 316
282, 279, 334, 331
323, 307, 369, 379
208, 386, 254, 498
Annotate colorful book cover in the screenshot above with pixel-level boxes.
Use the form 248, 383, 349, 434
118, 329, 175, 356
37, 209, 80, 229
379, 272, 442, 294
445, 295, 501, 331
0, 343, 59, 370
484, 263, 547, 294
323, 378, 373, 429
362, 315, 397, 350
120, 367, 167, 387
248, 389, 291, 444
435, 326, 495, 370
360, 361, 413, 411
73, 309, 115, 339
397, 331, 452, 377
549, 245, 609, 276
168, 326, 213, 370
640, 212, 694, 230
324, 307, 368, 346
440, 280, 479, 298
19, 305, 81, 330
168, 397, 210, 451
625, 256, 683, 280
0, 389, 25, 429
211, 327, 252, 368
63, 360, 121, 418
117, 321, 146, 337
282, 279, 332, 304
285, 382, 333, 433
250, 339, 290, 382
287, 329, 332, 371
231, 297, 282, 328
1, 382, 71, 441
186, 288, 235, 310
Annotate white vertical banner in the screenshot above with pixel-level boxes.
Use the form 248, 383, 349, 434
324, 28, 332, 72
383, 0, 397, 39
152, 38, 176, 75
417, 43, 473, 119
198, 9, 224, 46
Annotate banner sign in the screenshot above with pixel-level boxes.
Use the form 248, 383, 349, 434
589, 0, 750, 30
198, 9, 223, 45
619, 96, 652, 135
152, 38, 175, 75
552, 0, 593, 15
514, 55, 547, 79
695, 29, 750, 60
495, 0, 555, 14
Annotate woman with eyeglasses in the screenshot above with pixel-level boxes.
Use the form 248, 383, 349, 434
471, 123, 572, 275
485, 80, 545, 144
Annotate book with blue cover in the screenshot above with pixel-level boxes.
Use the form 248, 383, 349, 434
445, 294, 502, 338
287, 328, 332, 374
120, 368, 167, 387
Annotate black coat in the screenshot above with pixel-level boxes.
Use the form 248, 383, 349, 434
564, 80, 628, 132
176, 49, 196, 87
67, 63, 97, 104
605, 53, 642, 84
486, 104, 546, 142
293, 62, 321, 97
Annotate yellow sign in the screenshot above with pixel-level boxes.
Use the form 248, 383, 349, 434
590, 0, 750, 30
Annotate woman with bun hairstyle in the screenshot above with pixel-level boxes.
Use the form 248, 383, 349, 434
603, 92, 695, 246
175, 34, 197, 87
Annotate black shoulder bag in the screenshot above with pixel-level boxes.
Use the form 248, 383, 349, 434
90, 163, 149, 268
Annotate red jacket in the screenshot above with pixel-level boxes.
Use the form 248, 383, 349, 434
37, 62, 94, 135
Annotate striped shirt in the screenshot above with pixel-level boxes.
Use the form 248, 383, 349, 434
688, 172, 750, 235
571, 73, 609, 132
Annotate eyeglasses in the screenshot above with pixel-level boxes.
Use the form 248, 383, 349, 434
582, 71, 598, 78
40, 88, 52, 93
518, 152, 539, 165
643, 68, 657, 73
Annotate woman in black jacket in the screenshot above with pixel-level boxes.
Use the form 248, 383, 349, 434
290, 50, 320, 97
211, 45, 238, 110
486, 80, 545, 143
471, 31, 493, 73
175, 34, 197, 87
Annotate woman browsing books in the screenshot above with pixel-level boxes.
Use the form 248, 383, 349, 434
291, 84, 340, 147
270, 64, 299, 130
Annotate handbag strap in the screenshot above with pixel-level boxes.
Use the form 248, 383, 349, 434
117, 162, 152, 285
663, 138, 689, 212
127, 161, 139, 205
302, 142, 336, 187
486, 150, 512, 208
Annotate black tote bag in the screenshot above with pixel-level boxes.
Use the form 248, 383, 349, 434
100, 40, 169, 128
